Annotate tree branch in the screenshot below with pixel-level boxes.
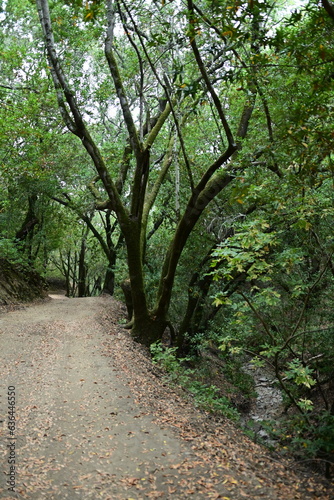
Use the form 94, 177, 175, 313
36, 0, 129, 226
105, 0, 141, 157
0, 83, 40, 93
187, 0, 236, 149
119, 0, 194, 190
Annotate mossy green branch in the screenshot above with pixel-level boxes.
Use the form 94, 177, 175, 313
144, 102, 172, 150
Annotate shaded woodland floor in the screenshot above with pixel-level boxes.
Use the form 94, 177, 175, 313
0, 294, 333, 499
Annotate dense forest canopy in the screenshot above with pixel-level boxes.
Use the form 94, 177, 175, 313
1, 0, 334, 474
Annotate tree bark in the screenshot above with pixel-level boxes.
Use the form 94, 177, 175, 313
35, 0, 255, 348
322, 0, 334, 21
78, 237, 87, 297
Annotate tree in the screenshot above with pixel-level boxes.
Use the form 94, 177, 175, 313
34, 0, 274, 345
3, 0, 331, 347
206, 0, 334, 473
0, 0, 121, 290
3, 0, 334, 475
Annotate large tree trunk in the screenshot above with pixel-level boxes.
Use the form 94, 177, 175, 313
35, 0, 254, 349
15, 195, 39, 243
122, 220, 151, 336
120, 279, 133, 320
15, 194, 39, 264
154, 163, 235, 322
77, 238, 87, 297
103, 265, 115, 295
131, 314, 167, 347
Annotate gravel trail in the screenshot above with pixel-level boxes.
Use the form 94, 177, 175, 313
0, 295, 192, 499
0, 294, 332, 499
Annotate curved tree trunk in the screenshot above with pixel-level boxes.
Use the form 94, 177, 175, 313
36, 0, 257, 348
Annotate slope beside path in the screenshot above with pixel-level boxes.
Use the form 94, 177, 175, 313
0, 294, 332, 499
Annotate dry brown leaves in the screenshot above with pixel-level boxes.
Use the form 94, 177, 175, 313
99, 297, 334, 500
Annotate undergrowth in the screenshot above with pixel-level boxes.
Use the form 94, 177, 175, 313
150, 341, 240, 421
150, 342, 334, 479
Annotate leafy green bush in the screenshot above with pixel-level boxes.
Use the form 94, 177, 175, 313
0, 238, 26, 266
150, 341, 240, 421
266, 411, 334, 478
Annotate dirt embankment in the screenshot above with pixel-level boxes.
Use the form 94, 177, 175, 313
0, 294, 333, 499
0, 258, 47, 307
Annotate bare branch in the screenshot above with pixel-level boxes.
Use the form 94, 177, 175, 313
105, 0, 141, 157
187, 0, 236, 149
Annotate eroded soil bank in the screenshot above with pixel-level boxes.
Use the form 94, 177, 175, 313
0, 294, 333, 499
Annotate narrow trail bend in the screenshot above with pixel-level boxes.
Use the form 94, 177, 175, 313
0, 295, 332, 499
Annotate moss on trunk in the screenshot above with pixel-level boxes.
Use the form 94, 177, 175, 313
131, 313, 167, 347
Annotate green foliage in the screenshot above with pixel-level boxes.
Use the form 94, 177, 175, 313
150, 342, 180, 373
63, 0, 103, 22
210, 218, 277, 284
0, 238, 26, 266
267, 411, 334, 474
284, 359, 316, 390
150, 342, 239, 420
1, 0, 334, 475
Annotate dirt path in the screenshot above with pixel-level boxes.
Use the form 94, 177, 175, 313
0, 295, 333, 499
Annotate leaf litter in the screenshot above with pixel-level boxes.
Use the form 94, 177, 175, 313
0, 294, 332, 499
